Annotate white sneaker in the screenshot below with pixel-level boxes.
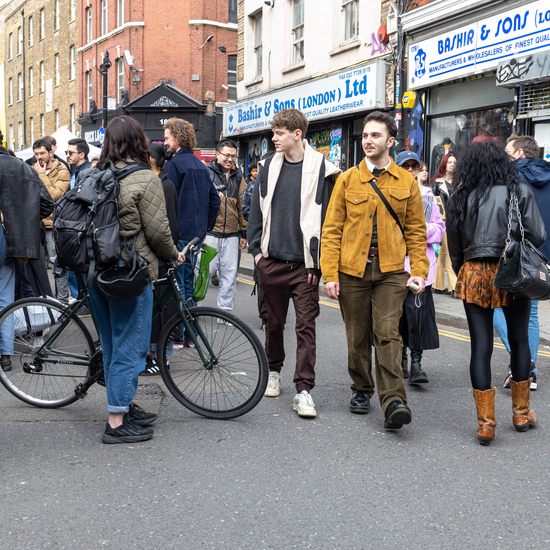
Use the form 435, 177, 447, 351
293, 390, 317, 417
264, 371, 281, 397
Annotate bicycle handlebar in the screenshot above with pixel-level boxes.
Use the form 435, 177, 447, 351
182, 237, 202, 256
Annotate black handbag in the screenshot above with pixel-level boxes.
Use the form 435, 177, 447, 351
494, 191, 550, 301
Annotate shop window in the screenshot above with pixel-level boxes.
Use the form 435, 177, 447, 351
341, 0, 358, 43
292, 0, 304, 65
306, 125, 342, 167
228, 55, 237, 101
253, 13, 262, 77
428, 107, 514, 175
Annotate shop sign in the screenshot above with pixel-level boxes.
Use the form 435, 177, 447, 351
408, 0, 550, 90
223, 61, 385, 137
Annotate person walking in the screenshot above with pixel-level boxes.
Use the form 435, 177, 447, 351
432, 153, 458, 295
321, 112, 429, 430
395, 152, 445, 383
205, 140, 247, 317
248, 108, 340, 417
418, 162, 430, 187
164, 118, 220, 315
89, 116, 185, 444
447, 140, 545, 446
496, 134, 550, 391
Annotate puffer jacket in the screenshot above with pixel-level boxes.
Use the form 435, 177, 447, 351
207, 160, 247, 238
116, 161, 179, 280
321, 159, 429, 282
447, 182, 546, 276
38, 159, 71, 228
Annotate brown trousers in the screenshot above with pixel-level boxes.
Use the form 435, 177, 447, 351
257, 257, 320, 392
338, 257, 409, 413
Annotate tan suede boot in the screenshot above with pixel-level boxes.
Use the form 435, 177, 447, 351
472, 387, 496, 446
510, 379, 538, 432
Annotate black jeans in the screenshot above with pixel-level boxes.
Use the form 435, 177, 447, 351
463, 298, 532, 391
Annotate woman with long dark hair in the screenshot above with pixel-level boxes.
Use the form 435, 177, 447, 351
432, 153, 458, 294
447, 141, 545, 446
91, 117, 184, 444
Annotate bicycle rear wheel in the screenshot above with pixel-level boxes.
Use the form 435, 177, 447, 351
157, 307, 268, 419
0, 297, 95, 408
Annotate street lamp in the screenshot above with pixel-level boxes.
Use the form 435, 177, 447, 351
96, 49, 112, 130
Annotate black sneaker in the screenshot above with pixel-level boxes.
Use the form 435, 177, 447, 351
140, 355, 160, 376
531, 371, 537, 391
128, 402, 158, 426
383, 400, 412, 430
102, 413, 154, 444
0, 354, 12, 372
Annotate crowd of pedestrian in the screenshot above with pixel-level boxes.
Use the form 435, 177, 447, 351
0, 106, 547, 448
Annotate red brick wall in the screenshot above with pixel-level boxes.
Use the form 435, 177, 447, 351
78, 0, 237, 116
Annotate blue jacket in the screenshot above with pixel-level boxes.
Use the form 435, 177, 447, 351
165, 147, 221, 241
515, 157, 550, 259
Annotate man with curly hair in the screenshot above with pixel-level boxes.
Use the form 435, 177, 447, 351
164, 119, 220, 335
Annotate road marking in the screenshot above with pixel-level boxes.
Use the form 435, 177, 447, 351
238, 276, 550, 357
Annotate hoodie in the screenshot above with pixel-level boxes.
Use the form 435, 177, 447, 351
515, 157, 550, 259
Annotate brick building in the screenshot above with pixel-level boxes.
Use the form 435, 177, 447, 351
77, 0, 238, 147
4, 0, 79, 151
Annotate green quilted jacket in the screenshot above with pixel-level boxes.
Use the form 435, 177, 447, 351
116, 161, 179, 280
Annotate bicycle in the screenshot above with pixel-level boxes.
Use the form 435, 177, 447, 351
0, 239, 269, 419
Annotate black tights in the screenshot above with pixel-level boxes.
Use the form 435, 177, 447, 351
463, 299, 532, 391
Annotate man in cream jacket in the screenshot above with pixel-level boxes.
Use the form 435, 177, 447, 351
247, 108, 340, 417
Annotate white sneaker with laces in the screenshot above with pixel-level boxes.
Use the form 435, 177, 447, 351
264, 371, 281, 397
293, 390, 317, 417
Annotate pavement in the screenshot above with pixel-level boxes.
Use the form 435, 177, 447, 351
238, 251, 550, 345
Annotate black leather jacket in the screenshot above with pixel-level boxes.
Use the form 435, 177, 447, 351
0, 147, 54, 259
447, 183, 546, 275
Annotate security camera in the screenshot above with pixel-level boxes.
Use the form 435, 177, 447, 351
123, 50, 134, 67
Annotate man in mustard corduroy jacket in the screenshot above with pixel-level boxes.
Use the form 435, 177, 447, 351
321, 111, 428, 431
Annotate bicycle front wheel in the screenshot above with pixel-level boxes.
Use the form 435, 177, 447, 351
0, 298, 95, 408
158, 307, 268, 419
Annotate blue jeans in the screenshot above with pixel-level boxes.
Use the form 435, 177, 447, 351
0, 259, 15, 355
493, 301, 539, 371
89, 280, 153, 413
176, 239, 198, 342
67, 270, 79, 299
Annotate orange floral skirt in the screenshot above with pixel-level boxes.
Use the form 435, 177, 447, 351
454, 260, 515, 309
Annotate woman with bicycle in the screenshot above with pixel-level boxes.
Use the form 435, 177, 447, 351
92, 116, 184, 444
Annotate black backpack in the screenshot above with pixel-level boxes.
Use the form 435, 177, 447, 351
52, 162, 147, 285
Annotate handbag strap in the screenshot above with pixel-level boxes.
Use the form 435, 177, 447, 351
505, 191, 525, 249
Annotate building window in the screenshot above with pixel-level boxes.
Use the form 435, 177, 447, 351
54, 0, 60, 30
40, 61, 44, 92
102, 0, 108, 35
18, 122, 23, 149
70, 46, 76, 80
40, 114, 45, 136
228, 55, 237, 101
229, 0, 237, 24
71, 104, 76, 134
40, 9, 45, 40
118, 0, 124, 27
87, 8, 92, 43
30, 116, 34, 143
87, 71, 93, 109
17, 26, 22, 55
29, 66, 33, 96
18, 73, 22, 101
292, 0, 304, 65
8, 78, 12, 105
71, 0, 76, 21
55, 54, 60, 86
8, 33, 12, 60
55, 109, 60, 130
28, 16, 33, 47
254, 14, 262, 77
341, 0, 358, 43
8, 126, 13, 149
117, 58, 124, 101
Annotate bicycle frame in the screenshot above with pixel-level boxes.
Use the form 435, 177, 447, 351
153, 266, 217, 367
